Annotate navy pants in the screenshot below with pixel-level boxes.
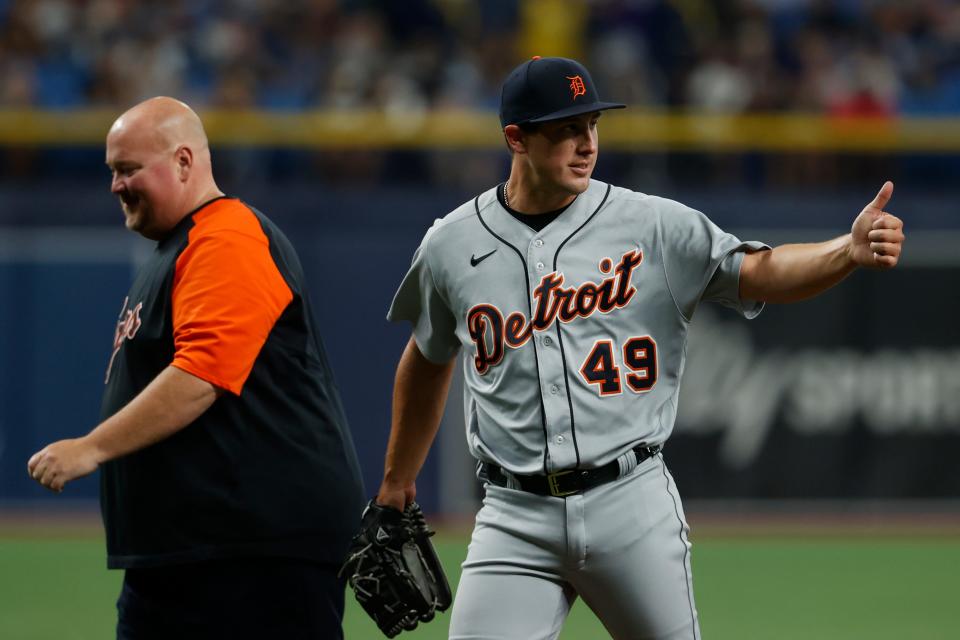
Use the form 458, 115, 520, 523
116, 557, 346, 640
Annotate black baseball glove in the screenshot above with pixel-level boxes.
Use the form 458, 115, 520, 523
340, 499, 452, 638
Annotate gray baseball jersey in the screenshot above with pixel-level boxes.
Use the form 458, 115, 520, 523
388, 179, 767, 475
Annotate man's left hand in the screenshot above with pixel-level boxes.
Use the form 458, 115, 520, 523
849, 181, 905, 269
27, 438, 102, 493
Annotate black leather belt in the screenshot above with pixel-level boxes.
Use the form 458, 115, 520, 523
481, 444, 662, 497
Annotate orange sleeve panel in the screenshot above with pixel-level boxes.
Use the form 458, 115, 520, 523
170, 199, 293, 395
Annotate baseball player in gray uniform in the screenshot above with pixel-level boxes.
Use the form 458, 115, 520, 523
374, 57, 905, 639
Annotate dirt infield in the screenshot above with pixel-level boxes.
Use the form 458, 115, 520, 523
3, 499, 960, 539
0, 503, 103, 538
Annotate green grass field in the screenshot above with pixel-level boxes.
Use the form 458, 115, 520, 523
1, 531, 958, 639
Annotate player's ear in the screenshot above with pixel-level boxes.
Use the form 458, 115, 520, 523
504, 124, 526, 155
173, 145, 193, 182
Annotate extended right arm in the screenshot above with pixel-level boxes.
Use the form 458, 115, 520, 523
376, 336, 456, 510
28, 365, 219, 492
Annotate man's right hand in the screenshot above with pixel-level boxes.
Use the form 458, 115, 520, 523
376, 484, 416, 511
27, 437, 103, 493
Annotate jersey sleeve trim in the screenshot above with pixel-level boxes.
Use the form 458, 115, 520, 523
657, 201, 769, 323
724, 242, 769, 319
657, 207, 689, 323
422, 226, 454, 312
414, 228, 460, 363
387, 218, 461, 364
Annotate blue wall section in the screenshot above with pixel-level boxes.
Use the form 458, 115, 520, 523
0, 263, 131, 503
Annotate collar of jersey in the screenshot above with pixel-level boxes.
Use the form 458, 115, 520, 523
479, 179, 609, 249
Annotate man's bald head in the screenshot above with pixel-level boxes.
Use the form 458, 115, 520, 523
108, 97, 211, 165
106, 97, 222, 240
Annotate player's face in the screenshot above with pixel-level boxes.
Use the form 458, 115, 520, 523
105, 127, 183, 240
524, 112, 600, 196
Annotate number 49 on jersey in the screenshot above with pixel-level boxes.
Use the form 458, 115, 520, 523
579, 336, 658, 396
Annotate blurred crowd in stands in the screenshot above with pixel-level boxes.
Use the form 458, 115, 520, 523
1, 0, 959, 116
2, 0, 958, 192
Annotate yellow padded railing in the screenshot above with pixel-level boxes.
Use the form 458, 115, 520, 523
1, 109, 958, 151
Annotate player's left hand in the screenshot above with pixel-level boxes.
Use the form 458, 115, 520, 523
341, 500, 452, 637
27, 438, 101, 493
849, 181, 904, 269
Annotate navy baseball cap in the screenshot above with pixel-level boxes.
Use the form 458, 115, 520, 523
499, 56, 625, 128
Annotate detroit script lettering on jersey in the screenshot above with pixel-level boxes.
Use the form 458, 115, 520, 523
467, 249, 643, 374
105, 296, 143, 384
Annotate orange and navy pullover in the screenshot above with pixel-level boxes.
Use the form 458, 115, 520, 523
99, 197, 364, 569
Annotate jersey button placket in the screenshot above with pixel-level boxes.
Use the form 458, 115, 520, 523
527, 236, 547, 277
528, 237, 575, 468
